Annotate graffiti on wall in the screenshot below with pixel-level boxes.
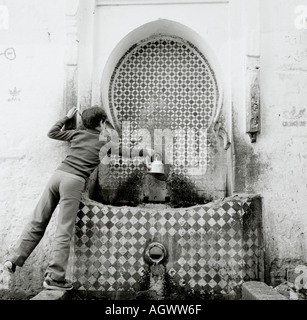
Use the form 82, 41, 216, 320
282, 106, 306, 127
0, 48, 16, 60
8, 87, 21, 102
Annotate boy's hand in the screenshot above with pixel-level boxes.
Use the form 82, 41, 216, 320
66, 106, 77, 119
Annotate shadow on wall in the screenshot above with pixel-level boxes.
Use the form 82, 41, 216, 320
88, 167, 213, 208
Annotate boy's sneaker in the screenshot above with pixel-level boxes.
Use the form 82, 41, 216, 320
43, 275, 73, 291
3, 261, 16, 273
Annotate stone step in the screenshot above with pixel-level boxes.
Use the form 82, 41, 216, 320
242, 281, 288, 300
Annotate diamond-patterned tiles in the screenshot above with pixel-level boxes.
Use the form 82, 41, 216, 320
106, 35, 219, 185
71, 195, 262, 295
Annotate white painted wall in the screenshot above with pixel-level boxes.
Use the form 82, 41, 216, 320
0, 0, 68, 296
257, 0, 307, 264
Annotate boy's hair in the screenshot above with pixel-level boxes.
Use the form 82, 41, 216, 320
81, 106, 108, 129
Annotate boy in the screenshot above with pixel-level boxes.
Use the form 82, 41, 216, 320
4, 106, 153, 290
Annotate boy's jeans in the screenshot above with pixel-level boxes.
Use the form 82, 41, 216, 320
8, 170, 85, 282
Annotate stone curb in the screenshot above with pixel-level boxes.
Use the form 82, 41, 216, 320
30, 289, 70, 300
242, 281, 288, 300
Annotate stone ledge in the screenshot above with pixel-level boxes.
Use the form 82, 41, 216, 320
30, 289, 70, 300
242, 281, 288, 300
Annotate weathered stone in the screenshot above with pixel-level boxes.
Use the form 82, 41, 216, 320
242, 281, 288, 300
270, 258, 307, 287
274, 281, 307, 301
274, 281, 296, 299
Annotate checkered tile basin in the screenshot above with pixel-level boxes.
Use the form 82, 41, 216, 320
71, 194, 263, 297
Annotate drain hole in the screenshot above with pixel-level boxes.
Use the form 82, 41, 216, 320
145, 242, 167, 265
149, 247, 163, 261
150, 254, 162, 260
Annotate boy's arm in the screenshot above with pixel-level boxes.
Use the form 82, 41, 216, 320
47, 116, 76, 141
47, 107, 77, 141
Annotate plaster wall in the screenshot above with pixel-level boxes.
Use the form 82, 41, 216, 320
232, 0, 307, 276
0, 0, 68, 296
261, 0, 307, 263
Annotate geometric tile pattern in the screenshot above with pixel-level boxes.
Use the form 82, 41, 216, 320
71, 195, 263, 296
106, 35, 219, 187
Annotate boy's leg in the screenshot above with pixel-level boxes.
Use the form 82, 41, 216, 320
8, 172, 61, 267
44, 173, 85, 282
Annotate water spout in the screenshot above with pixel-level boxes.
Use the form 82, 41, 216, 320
144, 242, 168, 300
144, 242, 167, 265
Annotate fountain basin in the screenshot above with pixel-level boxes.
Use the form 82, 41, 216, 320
70, 194, 263, 299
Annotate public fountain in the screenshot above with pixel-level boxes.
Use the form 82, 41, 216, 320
67, 34, 264, 300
